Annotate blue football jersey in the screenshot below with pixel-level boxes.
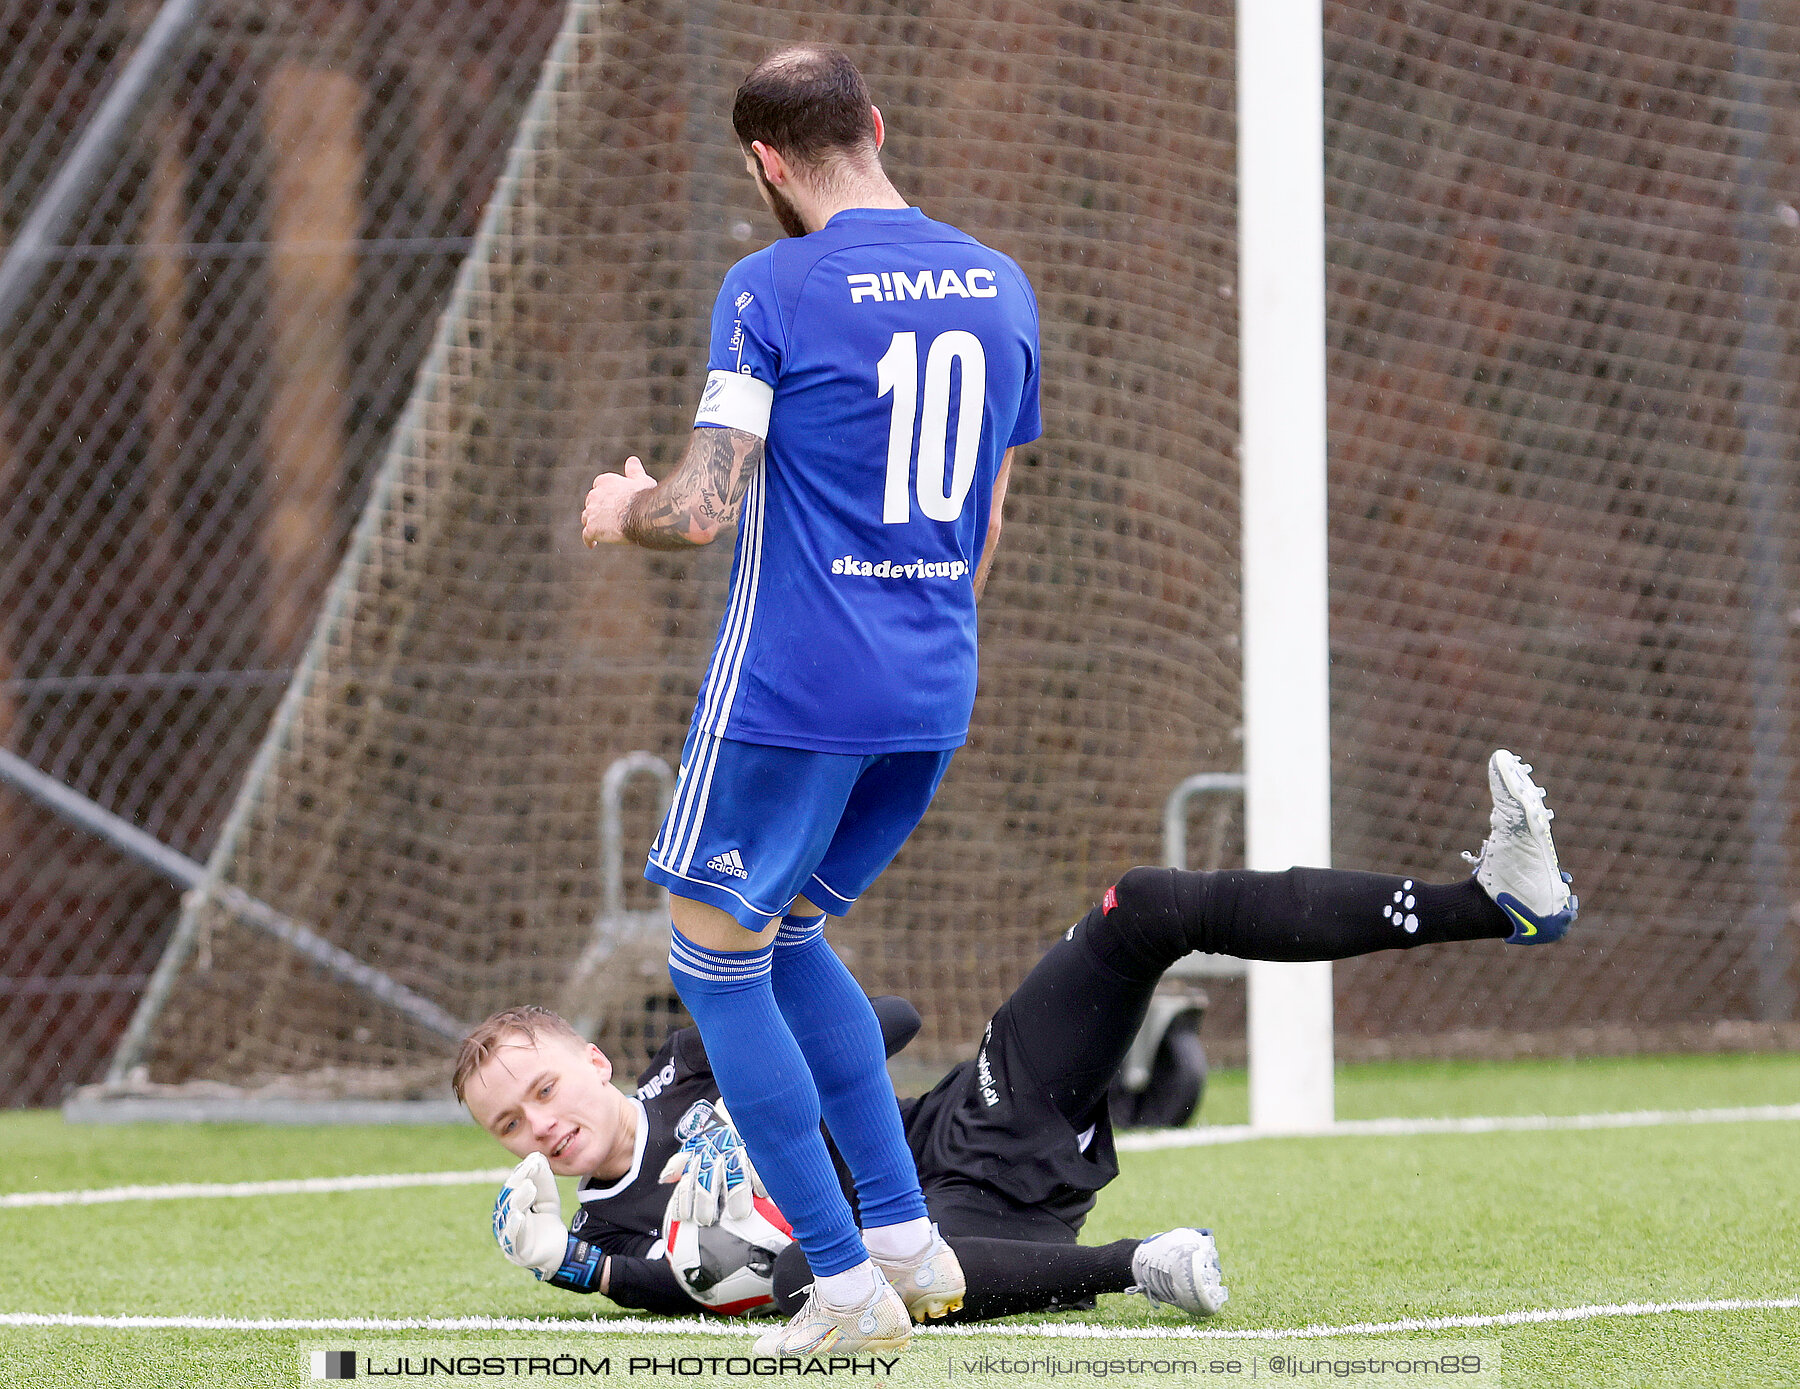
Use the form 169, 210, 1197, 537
686, 206, 1041, 753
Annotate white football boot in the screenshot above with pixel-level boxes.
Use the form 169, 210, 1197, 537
751, 1269, 913, 1356
1128, 1227, 1229, 1317
869, 1225, 966, 1322
1465, 749, 1578, 944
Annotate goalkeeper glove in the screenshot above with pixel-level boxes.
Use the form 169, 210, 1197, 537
492, 1152, 571, 1280
657, 1104, 768, 1225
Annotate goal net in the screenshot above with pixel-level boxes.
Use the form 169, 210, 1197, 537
102, 0, 1248, 1100
40, 0, 1796, 1109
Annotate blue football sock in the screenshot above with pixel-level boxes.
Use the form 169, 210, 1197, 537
666, 926, 867, 1276
771, 914, 929, 1231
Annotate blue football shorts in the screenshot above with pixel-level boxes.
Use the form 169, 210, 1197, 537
644, 727, 955, 930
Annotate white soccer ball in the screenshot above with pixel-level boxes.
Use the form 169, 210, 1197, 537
662, 1192, 794, 1316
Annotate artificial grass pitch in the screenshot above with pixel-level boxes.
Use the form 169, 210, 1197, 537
2, 1053, 1796, 1387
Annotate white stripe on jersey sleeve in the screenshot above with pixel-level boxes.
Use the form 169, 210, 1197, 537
694, 369, 774, 439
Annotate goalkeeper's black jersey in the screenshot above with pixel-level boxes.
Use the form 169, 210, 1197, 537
570, 1024, 732, 1260
559, 987, 1119, 1312
565, 997, 921, 1313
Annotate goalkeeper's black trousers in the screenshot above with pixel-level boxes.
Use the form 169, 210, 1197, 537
774, 864, 1510, 1322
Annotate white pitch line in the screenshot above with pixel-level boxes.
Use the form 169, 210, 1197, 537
3, 1298, 1797, 1340
6, 1103, 1797, 1208
1114, 1103, 1800, 1151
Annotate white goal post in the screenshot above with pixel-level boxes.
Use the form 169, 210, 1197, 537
1238, 0, 1336, 1131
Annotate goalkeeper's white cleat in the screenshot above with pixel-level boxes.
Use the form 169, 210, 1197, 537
1128, 1227, 1229, 1318
869, 1225, 966, 1322
751, 1270, 913, 1356
1464, 749, 1578, 944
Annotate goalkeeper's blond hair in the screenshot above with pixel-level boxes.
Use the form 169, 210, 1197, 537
452, 1005, 588, 1103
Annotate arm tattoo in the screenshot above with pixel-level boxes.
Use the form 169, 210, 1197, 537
621, 428, 763, 550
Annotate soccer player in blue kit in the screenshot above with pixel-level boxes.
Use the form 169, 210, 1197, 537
580, 46, 1040, 1352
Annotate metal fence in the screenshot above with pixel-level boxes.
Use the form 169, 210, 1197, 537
1, 0, 565, 1104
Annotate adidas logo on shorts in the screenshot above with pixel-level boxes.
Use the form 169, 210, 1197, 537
706, 849, 749, 879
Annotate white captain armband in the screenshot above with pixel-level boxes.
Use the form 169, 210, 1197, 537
693, 369, 773, 440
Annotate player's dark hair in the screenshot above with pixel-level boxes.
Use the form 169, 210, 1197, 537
452, 1005, 587, 1103
732, 45, 878, 168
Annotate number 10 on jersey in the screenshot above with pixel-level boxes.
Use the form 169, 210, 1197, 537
877, 330, 988, 524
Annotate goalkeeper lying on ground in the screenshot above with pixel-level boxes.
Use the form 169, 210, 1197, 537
454, 750, 1575, 1323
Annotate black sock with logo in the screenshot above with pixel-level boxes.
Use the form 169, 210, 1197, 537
1087, 864, 1510, 981
998, 865, 1511, 1126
